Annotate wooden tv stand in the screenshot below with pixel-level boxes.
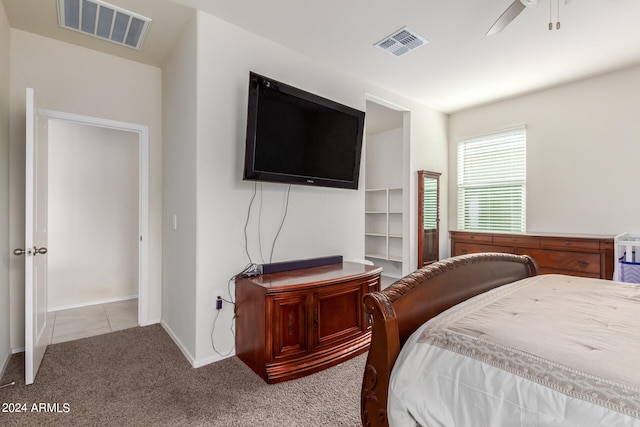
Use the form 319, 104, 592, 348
235, 261, 382, 383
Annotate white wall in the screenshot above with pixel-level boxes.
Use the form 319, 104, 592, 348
448, 64, 640, 237
161, 11, 448, 366
194, 12, 363, 364
9, 29, 163, 349
0, 0, 11, 372
366, 128, 403, 189
161, 15, 198, 360
407, 107, 449, 266
48, 121, 139, 310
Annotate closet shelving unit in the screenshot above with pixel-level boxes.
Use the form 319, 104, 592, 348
365, 187, 403, 263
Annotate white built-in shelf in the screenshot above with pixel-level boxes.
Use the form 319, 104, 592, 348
364, 187, 403, 264
364, 253, 388, 261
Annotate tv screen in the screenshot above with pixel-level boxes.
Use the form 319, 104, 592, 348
244, 72, 365, 190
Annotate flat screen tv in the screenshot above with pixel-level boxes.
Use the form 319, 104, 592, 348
244, 72, 365, 190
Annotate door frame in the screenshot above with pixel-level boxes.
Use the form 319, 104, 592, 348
40, 108, 150, 326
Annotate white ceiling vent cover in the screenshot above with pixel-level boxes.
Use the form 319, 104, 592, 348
57, 0, 152, 50
375, 27, 428, 57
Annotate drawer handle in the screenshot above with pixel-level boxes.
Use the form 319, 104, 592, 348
288, 313, 294, 336
578, 261, 589, 268
461, 249, 468, 254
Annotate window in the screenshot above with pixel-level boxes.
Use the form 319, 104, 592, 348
457, 127, 526, 233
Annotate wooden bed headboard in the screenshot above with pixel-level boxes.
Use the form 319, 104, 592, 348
360, 252, 540, 427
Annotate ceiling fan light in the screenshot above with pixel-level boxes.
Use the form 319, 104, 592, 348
519, 0, 539, 7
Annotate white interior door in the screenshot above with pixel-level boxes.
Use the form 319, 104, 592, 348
24, 87, 50, 385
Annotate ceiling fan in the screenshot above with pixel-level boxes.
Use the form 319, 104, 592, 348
486, 0, 573, 35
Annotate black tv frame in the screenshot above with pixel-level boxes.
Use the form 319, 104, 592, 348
243, 72, 365, 190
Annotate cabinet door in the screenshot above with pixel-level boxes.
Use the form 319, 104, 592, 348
271, 294, 308, 361
312, 280, 363, 351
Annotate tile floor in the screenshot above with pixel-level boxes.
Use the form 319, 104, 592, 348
48, 299, 138, 344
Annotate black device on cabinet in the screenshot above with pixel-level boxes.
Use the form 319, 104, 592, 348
243, 72, 365, 190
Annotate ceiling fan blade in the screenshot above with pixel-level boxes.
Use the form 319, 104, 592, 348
486, 0, 527, 35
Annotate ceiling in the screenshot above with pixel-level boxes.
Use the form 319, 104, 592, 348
4, 0, 640, 114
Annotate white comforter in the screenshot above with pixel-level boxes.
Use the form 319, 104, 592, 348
388, 274, 640, 427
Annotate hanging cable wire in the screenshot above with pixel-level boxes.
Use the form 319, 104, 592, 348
258, 183, 265, 264
210, 308, 235, 357
549, 0, 561, 30
269, 184, 292, 263
214, 182, 293, 357
243, 181, 258, 265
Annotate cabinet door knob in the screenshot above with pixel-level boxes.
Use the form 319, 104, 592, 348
288, 313, 294, 336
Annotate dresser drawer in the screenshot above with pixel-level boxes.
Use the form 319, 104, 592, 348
519, 249, 601, 275
493, 235, 540, 248
539, 267, 600, 279
454, 242, 514, 256
450, 232, 493, 244
450, 231, 613, 279
539, 237, 601, 251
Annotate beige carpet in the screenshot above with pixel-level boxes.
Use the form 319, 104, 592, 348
0, 325, 363, 426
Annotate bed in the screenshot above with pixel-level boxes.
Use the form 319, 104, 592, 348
360, 252, 640, 426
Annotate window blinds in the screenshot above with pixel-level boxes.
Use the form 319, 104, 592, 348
457, 127, 526, 233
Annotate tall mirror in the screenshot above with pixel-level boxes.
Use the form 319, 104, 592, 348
418, 171, 441, 267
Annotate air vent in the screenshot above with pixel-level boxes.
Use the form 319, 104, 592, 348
57, 0, 152, 50
375, 26, 428, 57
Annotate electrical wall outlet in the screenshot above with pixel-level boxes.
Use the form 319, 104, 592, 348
216, 296, 223, 310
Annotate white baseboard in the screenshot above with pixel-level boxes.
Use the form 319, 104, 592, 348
192, 352, 228, 368
48, 295, 138, 312
140, 317, 160, 327
160, 320, 197, 367
0, 349, 10, 380
160, 321, 232, 368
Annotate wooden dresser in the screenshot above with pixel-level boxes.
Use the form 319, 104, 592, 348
450, 231, 614, 279
235, 262, 382, 383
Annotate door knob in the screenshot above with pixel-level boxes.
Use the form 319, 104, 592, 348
13, 247, 47, 256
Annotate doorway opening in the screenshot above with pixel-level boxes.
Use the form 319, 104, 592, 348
40, 109, 149, 342
363, 96, 410, 287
